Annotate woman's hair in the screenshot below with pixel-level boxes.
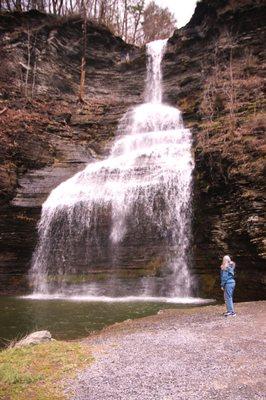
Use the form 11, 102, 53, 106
221, 255, 231, 270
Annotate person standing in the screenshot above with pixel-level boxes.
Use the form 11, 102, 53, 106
220, 255, 236, 316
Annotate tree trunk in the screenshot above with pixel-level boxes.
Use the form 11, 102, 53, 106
78, 0, 87, 103
15, 0, 22, 11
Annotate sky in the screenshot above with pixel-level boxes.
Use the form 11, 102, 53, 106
151, 0, 198, 28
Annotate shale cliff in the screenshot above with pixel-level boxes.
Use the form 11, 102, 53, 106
163, 0, 265, 298
0, 11, 146, 293
0, 1, 265, 298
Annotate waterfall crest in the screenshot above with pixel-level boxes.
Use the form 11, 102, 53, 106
29, 40, 194, 299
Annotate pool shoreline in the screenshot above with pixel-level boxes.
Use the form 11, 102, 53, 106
0, 296, 215, 348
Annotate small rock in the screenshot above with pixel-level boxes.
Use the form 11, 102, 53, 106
14, 330, 52, 348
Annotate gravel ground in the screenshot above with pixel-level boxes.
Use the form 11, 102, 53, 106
68, 301, 266, 400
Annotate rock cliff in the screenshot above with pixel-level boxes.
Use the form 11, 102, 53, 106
0, 11, 146, 293
163, 0, 265, 298
0, 1, 265, 299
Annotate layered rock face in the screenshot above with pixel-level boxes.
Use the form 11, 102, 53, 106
163, 0, 265, 299
0, 11, 146, 293
0, 1, 265, 299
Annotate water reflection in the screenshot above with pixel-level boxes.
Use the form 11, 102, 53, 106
0, 297, 214, 347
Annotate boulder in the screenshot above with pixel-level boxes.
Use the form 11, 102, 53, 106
14, 330, 52, 348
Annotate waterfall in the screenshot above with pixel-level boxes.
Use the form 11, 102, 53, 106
29, 39, 195, 299
145, 39, 167, 103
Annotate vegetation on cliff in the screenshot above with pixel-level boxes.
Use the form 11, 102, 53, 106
163, 0, 265, 297
0, 0, 177, 45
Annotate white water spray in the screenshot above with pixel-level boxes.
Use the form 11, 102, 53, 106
29, 40, 195, 299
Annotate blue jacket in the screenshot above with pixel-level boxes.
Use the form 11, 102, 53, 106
220, 262, 235, 288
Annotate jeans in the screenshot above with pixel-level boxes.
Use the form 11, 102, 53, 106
224, 281, 236, 313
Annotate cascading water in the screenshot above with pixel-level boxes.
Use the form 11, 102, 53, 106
29, 39, 195, 300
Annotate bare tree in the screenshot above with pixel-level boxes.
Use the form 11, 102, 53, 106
200, 31, 238, 132
78, 0, 87, 102
130, 0, 145, 44
143, 1, 176, 42
1, 0, 174, 45
15, 0, 22, 10
24, 27, 31, 98
17, 24, 39, 99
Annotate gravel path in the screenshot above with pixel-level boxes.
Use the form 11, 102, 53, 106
69, 301, 266, 400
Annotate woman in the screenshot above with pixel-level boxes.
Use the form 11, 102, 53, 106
220, 255, 236, 316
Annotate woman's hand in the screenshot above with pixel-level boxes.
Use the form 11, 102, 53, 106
221, 287, 224, 291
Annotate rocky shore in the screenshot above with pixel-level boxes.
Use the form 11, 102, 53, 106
68, 301, 266, 400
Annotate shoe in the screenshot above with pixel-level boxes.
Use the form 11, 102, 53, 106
224, 312, 236, 317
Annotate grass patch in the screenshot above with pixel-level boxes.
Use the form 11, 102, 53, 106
0, 340, 93, 400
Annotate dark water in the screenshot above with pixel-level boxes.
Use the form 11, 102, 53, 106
0, 297, 213, 348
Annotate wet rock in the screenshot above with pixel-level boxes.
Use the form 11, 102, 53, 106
163, 0, 266, 299
0, 11, 146, 294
